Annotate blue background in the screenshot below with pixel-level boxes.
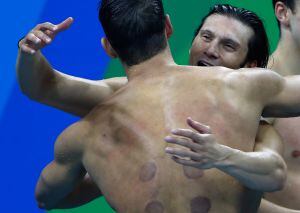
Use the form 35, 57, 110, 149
0, 0, 109, 212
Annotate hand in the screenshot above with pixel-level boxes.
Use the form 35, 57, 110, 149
165, 117, 233, 169
19, 17, 74, 54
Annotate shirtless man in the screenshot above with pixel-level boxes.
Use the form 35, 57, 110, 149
258, 1, 300, 212
29, 1, 300, 212
17, 3, 287, 212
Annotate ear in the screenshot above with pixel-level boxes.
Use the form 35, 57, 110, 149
165, 14, 173, 39
245, 60, 257, 68
101, 37, 118, 58
275, 1, 291, 28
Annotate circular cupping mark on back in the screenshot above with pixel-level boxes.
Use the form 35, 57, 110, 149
145, 201, 164, 213
190, 196, 211, 213
183, 166, 204, 179
139, 162, 157, 182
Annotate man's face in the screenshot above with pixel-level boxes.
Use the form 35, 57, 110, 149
189, 14, 254, 69
290, 1, 300, 48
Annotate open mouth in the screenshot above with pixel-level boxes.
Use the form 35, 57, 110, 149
197, 60, 213, 67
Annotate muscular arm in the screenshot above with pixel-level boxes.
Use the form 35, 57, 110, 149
16, 19, 127, 117
232, 68, 300, 118
216, 122, 286, 192
35, 122, 95, 210
263, 74, 300, 117
165, 118, 287, 192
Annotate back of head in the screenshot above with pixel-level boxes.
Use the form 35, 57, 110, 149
99, 0, 167, 66
193, 4, 269, 68
273, 0, 296, 11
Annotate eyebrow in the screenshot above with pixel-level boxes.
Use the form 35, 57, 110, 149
199, 29, 213, 36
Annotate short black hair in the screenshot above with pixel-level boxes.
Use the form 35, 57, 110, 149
99, 0, 167, 66
273, 0, 296, 11
193, 4, 269, 68
273, 0, 296, 32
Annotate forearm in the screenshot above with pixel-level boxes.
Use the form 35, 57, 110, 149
16, 49, 57, 100
35, 161, 86, 210
216, 148, 286, 192
259, 199, 300, 213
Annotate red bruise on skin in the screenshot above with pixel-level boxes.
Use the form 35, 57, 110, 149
292, 150, 300, 158
145, 201, 164, 213
190, 196, 211, 213
139, 162, 157, 182
183, 166, 204, 179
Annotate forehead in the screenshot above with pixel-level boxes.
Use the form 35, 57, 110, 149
200, 14, 254, 45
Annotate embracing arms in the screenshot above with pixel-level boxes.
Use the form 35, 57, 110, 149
35, 121, 101, 210
165, 118, 286, 192
17, 18, 127, 117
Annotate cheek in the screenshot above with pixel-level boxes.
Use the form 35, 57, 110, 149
221, 52, 245, 69
190, 40, 205, 64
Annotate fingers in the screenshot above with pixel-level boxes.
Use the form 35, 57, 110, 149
165, 147, 202, 161
171, 156, 199, 167
38, 22, 57, 32
21, 31, 50, 53
20, 44, 36, 54
27, 32, 42, 45
55, 17, 74, 33
164, 136, 199, 150
171, 128, 208, 144
187, 117, 211, 134
34, 30, 52, 44
19, 17, 73, 54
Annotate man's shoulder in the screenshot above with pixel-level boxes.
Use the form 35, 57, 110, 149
54, 120, 92, 163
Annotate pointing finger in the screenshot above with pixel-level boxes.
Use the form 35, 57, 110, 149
187, 117, 211, 134
55, 17, 74, 33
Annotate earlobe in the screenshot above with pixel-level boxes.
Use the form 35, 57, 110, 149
275, 2, 291, 28
101, 37, 118, 58
245, 61, 257, 68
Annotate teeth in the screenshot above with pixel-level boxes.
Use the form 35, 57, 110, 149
197, 61, 208, 66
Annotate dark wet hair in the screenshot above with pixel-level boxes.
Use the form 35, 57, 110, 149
193, 4, 269, 68
273, 0, 296, 11
99, 0, 167, 66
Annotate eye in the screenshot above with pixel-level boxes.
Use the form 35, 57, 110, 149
223, 43, 236, 51
201, 34, 212, 42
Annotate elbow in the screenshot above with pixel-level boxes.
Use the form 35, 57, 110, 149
35, 194, 54, 210
19, 84, 43, 102
265, 157, 287, 192
35, 178, 55, 210
272, 162, 287, 191
35, 190, 53, 210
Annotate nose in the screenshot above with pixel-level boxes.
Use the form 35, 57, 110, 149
204, 41, 219, 60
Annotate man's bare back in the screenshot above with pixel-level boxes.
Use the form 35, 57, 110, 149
77, 66, 275, 213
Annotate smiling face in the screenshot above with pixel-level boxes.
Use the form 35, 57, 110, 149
189, 14, 255, 69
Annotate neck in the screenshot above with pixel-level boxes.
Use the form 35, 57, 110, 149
269, 30, 300, 76
123, 47, 176, 81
